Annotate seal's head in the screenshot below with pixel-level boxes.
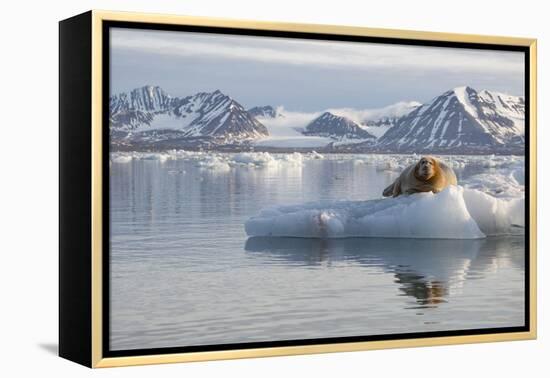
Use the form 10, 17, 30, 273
414, 156, 437, 181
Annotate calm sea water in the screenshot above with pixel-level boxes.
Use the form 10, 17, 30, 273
109, 155, 525, 351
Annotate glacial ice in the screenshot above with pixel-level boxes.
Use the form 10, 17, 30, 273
245, 185, 524, 239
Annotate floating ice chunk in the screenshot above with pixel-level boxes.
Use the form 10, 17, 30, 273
463, 188, 524, 236
444, 158, 467, 170
511, 168, 525, 186
140, 153, 160, 160
231, 152, 280, 167
463, 172, 524, 198
230, 152, 304, 167
111, 154, 133, 163
309, 151, 324, 159
129, 152, 173, 162
280, 152, 304, 165
364, 154, 417, 172
245, 186, 486, 239
375, 159, 402, 172
158, 153, 171, 162
195, 156, 231, 171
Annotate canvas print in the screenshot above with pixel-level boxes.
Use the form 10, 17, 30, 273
108, 27, 526, 352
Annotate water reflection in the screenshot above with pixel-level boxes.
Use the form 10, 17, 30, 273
245, 237, 522, 309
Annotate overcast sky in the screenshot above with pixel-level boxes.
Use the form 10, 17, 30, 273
110, 27, 525, 112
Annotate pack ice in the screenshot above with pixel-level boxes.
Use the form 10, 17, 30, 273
244, 186, 524, 239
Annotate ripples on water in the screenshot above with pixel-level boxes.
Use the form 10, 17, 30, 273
109, 156, 525, 350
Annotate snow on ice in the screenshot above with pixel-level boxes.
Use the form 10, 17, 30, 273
245, 185, 524, 239
245, 186, 486, 239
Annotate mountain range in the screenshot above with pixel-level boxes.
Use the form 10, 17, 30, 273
110, 86, 268, 149
109, 85, 525, 154
371, 86, 525, 153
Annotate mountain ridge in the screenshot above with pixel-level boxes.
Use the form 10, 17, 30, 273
110, 86, 268, 148
371, 86, 524, 153
109, 85, 524, 154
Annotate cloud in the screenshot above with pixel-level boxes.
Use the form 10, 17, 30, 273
111, 28, 524, 74
327, 101, 422, 123
257, 107, 321, 136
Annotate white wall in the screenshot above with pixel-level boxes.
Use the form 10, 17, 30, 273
1, 0, 547, 376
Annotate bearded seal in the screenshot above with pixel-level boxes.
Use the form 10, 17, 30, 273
382, 156, 457, 198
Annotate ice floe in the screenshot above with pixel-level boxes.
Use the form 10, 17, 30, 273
111, 154, 133, 164
110, 150, 522, 176
245, 185, 524, 239
194, 155, 231, 171
110, 150, 316, 168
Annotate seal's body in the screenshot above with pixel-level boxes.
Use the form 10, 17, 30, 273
382, 156, 457, 198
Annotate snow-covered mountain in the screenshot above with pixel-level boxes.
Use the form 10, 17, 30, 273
248, 105, 282, 119
375, 86, 524, 153
110, 85, 524, 153
170, 90, 268, 138
109, 86, 174, 130
303, 112, 375, 140
110, 86, 173, 114
110, 86, 268, 148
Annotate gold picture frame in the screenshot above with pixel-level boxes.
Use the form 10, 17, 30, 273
59, 10, 537, 368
